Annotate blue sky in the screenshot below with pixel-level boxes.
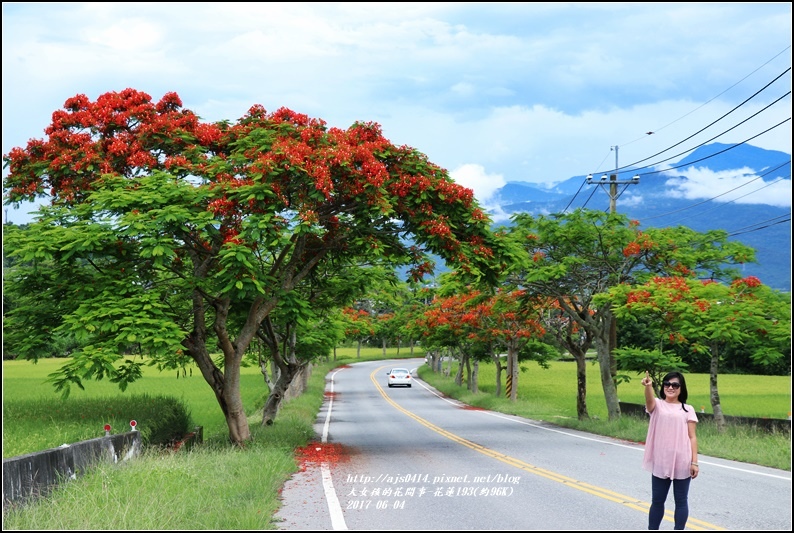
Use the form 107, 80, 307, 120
2, 2, 791, 224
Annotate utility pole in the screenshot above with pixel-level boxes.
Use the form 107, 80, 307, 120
610, 145, 618, 213
586, 145, 641, 388
586, 145, 639, 213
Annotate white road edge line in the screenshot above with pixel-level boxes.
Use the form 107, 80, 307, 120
319, 367, 348, 530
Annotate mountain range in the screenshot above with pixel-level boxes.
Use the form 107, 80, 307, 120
486, 142, 792, 292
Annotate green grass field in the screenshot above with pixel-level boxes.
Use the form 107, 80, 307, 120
451, 359, 792, 420
2, 356, 267, 457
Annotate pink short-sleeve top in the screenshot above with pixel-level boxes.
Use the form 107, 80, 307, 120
642, 398, 698, 479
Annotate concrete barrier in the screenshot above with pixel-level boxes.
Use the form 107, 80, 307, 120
619, 402, 791, 433
2, 430, 142, 508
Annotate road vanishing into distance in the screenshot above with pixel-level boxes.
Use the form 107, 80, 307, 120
275, 358, 791, 531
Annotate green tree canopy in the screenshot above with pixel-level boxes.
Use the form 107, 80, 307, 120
602, 275, 790, 429
3, 89, 507, 444
505, 208, 756, 421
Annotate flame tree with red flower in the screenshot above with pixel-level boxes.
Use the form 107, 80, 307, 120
505, 208, 757, 422
415, 285, 483, 383
341, 307, 376, 357
458, 287, 553, 400
601, 275, 790, 430
3, 89, 508, 445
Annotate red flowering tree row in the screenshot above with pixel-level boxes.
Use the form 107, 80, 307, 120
410, 279, 555, 398
504, 209, 764, 421
341, 307, 376, 357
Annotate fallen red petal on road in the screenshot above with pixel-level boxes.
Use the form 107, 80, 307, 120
294, 442, 351, 467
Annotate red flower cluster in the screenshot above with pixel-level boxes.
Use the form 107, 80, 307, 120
732, 276, 762, 288
4, 89, 501, 289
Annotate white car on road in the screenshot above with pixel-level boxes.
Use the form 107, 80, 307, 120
386, 368, 412, 388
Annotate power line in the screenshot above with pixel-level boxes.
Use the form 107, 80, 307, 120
647, 175, 789, 227
636, 118, 792, 177
574, 158, 790, 221
614, 46, 793, 151
669, 175, 790, 225
606, 69, 791, 174
637, 161, 791, 222
728, 215, 791, 238
561, 179, 594, 213
566, 50, 792, 228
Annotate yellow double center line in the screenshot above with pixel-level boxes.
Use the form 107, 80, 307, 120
371, 367, 725, 531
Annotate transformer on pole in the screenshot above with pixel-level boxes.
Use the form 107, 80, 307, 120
586, 146, 640, 213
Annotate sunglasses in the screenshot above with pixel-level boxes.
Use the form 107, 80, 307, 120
663, 381, 681, 390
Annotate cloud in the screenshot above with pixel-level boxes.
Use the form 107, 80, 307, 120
450, 163, 510, 222
664, 166, 792, 208
2, 2, 791, 227
450, 163, 505, 200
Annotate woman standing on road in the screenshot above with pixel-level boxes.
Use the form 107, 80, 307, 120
641, 370, 699, 530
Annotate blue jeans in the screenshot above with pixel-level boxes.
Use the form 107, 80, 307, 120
649, 475, 691, 530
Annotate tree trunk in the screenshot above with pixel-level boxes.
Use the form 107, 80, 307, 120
356, 339, 362, 358
219, 360, 250, 444
184, 329, 251, 445
492, 353, 503, 397
464, 353, 473, 390
548, 305, 595, 421
508, 342, 519, 402
556, 320, 591, 421
261, 362, 305, 426
455, 350, 466, 387
709, 343, 726, 432
427, 351, 437, 372
261, 326, 308, 426
595, 332, 620, 420
258, 354, 276, 393
470, 358, 479, 393
572, 346, 590, 420
608, 310, 618, 384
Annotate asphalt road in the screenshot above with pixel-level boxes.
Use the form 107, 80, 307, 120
274, 358, 792, 531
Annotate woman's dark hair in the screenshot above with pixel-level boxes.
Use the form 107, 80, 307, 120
658, 371, 689, 411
